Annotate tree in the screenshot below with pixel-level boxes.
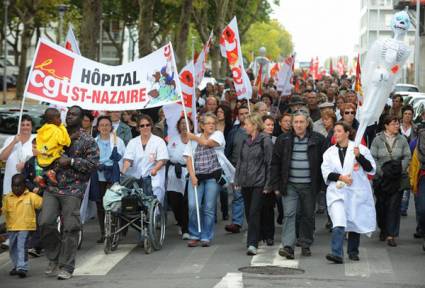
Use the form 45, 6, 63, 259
242, 20, 293, 61
80, 0, 102, 60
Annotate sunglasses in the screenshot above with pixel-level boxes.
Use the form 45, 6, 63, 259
139, 124, 151, 128
344, 111, 355, 115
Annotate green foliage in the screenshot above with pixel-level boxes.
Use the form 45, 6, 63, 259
242, 20, 293, 61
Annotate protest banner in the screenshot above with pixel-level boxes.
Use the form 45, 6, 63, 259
23, 38, 181, 111
276, 55, 294, 95
220, 17, 252, 100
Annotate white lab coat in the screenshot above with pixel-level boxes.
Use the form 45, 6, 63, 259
124, 135, 169, 204
1, 135, 35, 194
167, 136, 188, 194
321, 141, 377, 234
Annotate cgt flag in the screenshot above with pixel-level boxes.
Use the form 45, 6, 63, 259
220, 17, 252, 100
24, 38, 181, 111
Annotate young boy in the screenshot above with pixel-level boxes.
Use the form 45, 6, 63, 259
35, 108, 71, 186
1, 174, 42, 278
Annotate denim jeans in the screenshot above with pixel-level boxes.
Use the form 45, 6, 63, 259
400, 190, 411, 214
415, 176, 425, 237
8, 231, 30, 271
188, 178, 219, 242
231, 187, 244, 226
331, 226, 360, 258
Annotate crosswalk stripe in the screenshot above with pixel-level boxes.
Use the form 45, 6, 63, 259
74, 244, 136, 276
173, 245, 218, 274
367, 247, 394, 276
213, 272, 243, 288
251, 245, 299, 268
344, 248, 370, 277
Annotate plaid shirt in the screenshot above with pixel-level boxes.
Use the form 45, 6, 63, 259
46, 129, 99, 198
194, 144, 221, 175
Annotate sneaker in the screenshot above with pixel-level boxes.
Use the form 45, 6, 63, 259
349, 254, 360, 261
9, 268, 17, 276
225, 224, 241, 233
301, 247, 312, 256
45, 262, 59, 277
326, 253, 343, 264
28, 248, 41, 257
278, 246, 294, 259
247, 246, 257, 256
57, 269, 72, 280
1, 238, 9, 249
187, 239, 199, 247
17, 270, 27, 278
201, 240, 210, 247
182, 233, 190, 240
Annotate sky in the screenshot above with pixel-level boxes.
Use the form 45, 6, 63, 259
271, 0, 361, 63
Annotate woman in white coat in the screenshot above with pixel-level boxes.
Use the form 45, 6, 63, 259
321, 121, 376, 264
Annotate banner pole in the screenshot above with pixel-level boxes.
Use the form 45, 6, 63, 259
17, 93, 27, 134
172, 42, 201, 233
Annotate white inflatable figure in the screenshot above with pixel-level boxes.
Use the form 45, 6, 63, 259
337, 10, 412, 189
252, 47, 271, 83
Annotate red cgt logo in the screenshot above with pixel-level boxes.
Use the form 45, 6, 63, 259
27, 42, 75, 103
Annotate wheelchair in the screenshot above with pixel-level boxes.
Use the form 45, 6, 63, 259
103, 176, 166, 254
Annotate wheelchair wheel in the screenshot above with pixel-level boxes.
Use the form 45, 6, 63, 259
104, 211, 119, 254
148, 199, 166, 251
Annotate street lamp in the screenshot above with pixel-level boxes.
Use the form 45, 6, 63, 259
2, 0, 9, 105
57, 4, 68, 45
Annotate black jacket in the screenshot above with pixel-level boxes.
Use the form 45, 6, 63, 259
234, 133, 273, 190
270, 130, 327, 196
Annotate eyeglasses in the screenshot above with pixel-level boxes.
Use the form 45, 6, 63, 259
344, 111, 355, 115
139, 124, 151, 128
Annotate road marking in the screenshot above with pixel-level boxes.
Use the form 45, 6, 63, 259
367, 247, 394, 275
173, 245, 218, 274
213, 272, 243, 288
344, 248, 370, 277
74, 244, 136, 276
251, 245, 299, 268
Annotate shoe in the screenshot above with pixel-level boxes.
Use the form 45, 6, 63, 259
387, 238, 397, 247
301, 247, 312, 256
45, 262, 58, 277
316, 207, 325, 214
187, 239, 199, 247
224, 224, 241, 233
57, 269, 72, 280
247, 246, 257, 256
96, 236, 105, 244
182, 233, 190, 240
17, 270, 27, 278
349, 254, 360, 261
28, 248, 41, 257
278, 246, 294, 259
326, 253, 343, 264
414, 232, 424, 239
201, 240, 210, 247
1, 238, 9, 249
46, 170, 58, 185
266, 239, 274, 246
9, 268, 17, 276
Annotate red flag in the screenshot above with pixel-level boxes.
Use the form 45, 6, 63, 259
294, 78, 300, 93
302, 69, 308, 81
270, 63, 280, 79
354, 54, 363, 106
313, 57, 319, 80
329, 58, 334, 75
255, 64, 263, 96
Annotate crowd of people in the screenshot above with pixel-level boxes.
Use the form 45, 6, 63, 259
1, 73, 425, 280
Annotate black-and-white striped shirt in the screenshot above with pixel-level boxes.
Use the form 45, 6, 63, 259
289, 136, 311, 184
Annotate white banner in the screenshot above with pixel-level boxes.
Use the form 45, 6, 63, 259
194, 32, 213, 87
220, 17, 252, 100
276, 56, 294, 95
24, 38, 181, 111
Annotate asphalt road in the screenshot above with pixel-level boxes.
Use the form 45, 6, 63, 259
1, 201, 424, 288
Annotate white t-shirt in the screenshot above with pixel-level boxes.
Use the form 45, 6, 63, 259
124, 135, 169, 179
1, 135, 35, 195
167, 136, 188, 194
183, 131, 225, 159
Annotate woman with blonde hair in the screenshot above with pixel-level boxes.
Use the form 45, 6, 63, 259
235, 113, 273, 255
